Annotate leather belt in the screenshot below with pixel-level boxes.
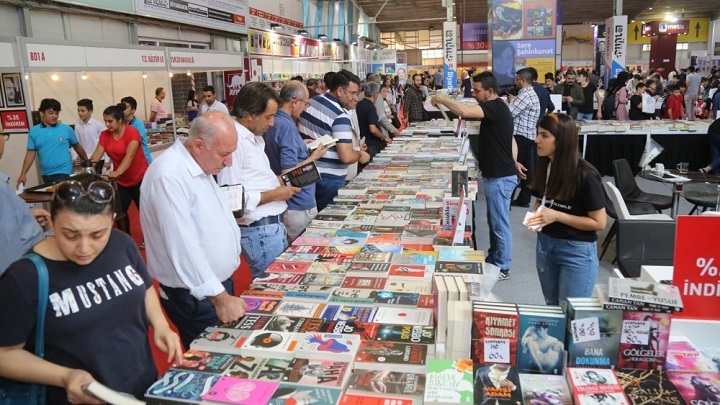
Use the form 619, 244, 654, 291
240, 214, 282, 228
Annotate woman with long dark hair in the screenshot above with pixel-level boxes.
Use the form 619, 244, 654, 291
90, 104, 149, 236
186, 89, 199, 122
0, 174, 181, 403
604, 71, 631, 120
526, 113, 606, 306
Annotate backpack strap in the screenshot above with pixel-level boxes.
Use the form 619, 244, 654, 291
22, 252, 49, 405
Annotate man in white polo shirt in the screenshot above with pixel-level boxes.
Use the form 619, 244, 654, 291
201, 85, 229, 115
218, 82, 300, 278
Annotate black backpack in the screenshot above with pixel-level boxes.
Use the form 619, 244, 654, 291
602, 91, 618, 119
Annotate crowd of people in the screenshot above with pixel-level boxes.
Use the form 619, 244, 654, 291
0, 62, 718, 403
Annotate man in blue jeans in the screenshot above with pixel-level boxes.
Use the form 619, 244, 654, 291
430, 72, 519, 280
218, 82, 300, 278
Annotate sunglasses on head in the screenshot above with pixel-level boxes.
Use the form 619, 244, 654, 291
54, 180, 114, 204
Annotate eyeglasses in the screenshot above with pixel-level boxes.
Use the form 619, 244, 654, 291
54, 180, 115, 204
343, 87, 361, 97
293, 97, 310, 107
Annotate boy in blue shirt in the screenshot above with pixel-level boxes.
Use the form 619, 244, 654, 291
17, 98, 88, 186
121, 96, 153, 164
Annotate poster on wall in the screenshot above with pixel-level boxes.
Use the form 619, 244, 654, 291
523, 0, 556, 39
443, 22, 458, 90
492, 39, 555, 88
224, 69, 245, 107
135, 0, 248, 35
367, 50, 398, 76
461, 23, 489, 50
491, 0, 523, 40
248, 0, 302, 33
2, 74, 24, 107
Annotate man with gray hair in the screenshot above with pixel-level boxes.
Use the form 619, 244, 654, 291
367, 73, 401, 139
264, 81, 328, 242
218, 82, 300, 278
357, 80, 392, 159
140, 111, 247, 348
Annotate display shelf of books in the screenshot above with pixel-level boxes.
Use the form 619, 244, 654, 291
137, 135, 720, 404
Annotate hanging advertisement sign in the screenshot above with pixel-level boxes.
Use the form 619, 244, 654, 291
604, 15, 627, 86
135, 0, 248, 35
493, 39, 555, 88
642, 20, 690, 37
461, 23, 489, 50
522, 0, 556, 39
248, 0, 302, 33
443, 21, 458, 90
368, 49, 398, 75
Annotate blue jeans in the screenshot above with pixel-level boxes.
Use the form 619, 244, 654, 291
159, 278, 235, 348
536, 231, 598, 306
576, 112, 594, 120
315, 173, 346, 211
241, 222, 288, 278
483, 175, 517, 270
708, 128, 720, 173
42, 173, 70, 184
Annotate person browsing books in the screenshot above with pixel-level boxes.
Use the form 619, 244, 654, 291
263, 81, 329, 243
430, 72, 520, 281
525, 113, 606, 306
140, 112, 247, 348
217, 82, 300, 278
0, 173, 182, 404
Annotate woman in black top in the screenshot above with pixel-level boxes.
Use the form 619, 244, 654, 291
526, 113, 606, 306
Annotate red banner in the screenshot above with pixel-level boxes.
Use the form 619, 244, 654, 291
1, 110, 29, 132
673, 216, 720, 320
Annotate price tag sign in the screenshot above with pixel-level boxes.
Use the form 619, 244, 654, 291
620, 320, 651, 345
571, 317, 601, 344
483, 338, 510, 364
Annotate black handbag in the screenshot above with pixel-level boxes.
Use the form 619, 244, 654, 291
0, 253, 48, 405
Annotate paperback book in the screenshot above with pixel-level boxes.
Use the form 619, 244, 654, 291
616, 369, 685, 405
267, 383, 342, 405
294, 333, 361, 362
201, 376, 278, 404
263, 316, 326, 334
607, 278, 683, 313
473, 364, 523, 405
518, 373, 573, 405
375, 324, 436, 345
346, 369, 426, 402
281, 358, 352, 388
424, 359, 474, 405
222, 357, 291, 382
239, 331, 301, 360
321, 320, 379, 340
666, 370, 720, 405
517, 311, 566, 375
145, 370, 219, 403
354, 341, 428, 373
171, 350, 237, 375
616, 311, 672, 370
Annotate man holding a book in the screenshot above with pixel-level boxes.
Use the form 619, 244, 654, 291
263, 81, 329, 242
218, 82, 301, 278
140, 112, 246, 348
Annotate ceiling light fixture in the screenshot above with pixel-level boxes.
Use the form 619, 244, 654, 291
298, 29, 308, 36
80, 71, 87, 80
51, 74, 59, 81
142, 71, 147, 79
270, 23, 280, 31
318, 34, 328, 40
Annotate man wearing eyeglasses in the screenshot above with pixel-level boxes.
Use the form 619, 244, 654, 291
263, 81, 328, 242
298, 70, 370, 211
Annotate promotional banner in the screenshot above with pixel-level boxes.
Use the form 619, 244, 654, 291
673, 216, 720, 320
224, 69, 245, 108
248, 30, 323, 58
54, 0, 134, 13
248, 0, 302, 32
594, 24, 606, 78
1, 71, 30, 133
522, 0, 556, 39
492, 39, 555, 87
368, 49, 398, 75
461, 23, 489, 50
627, 18, 709, 44
604, 15, 627, 86
642, 20, 690, 36
135, 0, 248, 35
443, 21, 458, 90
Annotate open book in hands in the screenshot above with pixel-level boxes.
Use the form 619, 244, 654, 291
307, 134, 337, 150
219, 183, 246, 218
83, 381, 145, 405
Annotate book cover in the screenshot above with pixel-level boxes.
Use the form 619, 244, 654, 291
321, 320, 379, 340
171, 349, 237, 374
190, 330, 247, 354
241, 297, 280, 315
281, 161, 321, 187
283, 245, 325, 254
223, 357, 291, 381
266, 261, 311, 274
366, 233, 403, 245
309, 220, 346, 229
473, 363, 523, 405
281, 358, 352, 388
391, 252, 437, 266
338, 393, 413, 405
211, 314, 272, 332
518, 373, 573, 405
437, 248, 485, 262
666, 371, 720, 405
384, 279, 433, 294
305, 262, 350, 274
373, 291, 422, 307
274, 252, 320, 262
371, 225, 406, 234
328, 288, 377, 305
665, 337, 714, 372
424, 359, 474, 404
566, 367, 630, 404
472, 307, 519, 341
341, 276, 387, 290
299, 273, 345, 287
354, 341, 427, 372
272, 301, 326, 318
239, 331, 300, 360
346, 261, 391, 276
361, 242, 404, 254
315, 252, 356, 264
517, 312, 566, 375
616, 369, 685, 405
145, 370, 219, 403
375, 324, 436, 345
699, 347, 720, 374
436, 261, 481, 274
201, 376, 278, 404
387, 263, 428, 279
268, 383, 342, 405
346, 369, 426, 400
263, 316, 326, 333
617, 311, 672, 370
282, 290, 333, 302
253, 272, 305, 285
607, 278, 683, 312
353, 252, 394, 262
294, 333, 361, 361
321, 304, 377, 323
567, 308, 623, 369
372, 307, 434, 326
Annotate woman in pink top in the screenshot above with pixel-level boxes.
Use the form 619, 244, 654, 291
90, 104, 149, 236
609, 71, 631, 121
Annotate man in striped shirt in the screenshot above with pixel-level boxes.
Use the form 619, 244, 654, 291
298, 70, 370, 211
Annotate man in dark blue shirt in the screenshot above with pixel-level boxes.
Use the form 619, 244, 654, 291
529, 67, 555, 120
264, 81, 328, 242
356, 81, 392, 159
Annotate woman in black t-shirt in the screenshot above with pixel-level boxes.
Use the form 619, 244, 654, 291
0, 174, 182, 404
526, 113, 607, 306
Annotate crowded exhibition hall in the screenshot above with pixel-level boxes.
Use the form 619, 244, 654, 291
0, 0, 719, 403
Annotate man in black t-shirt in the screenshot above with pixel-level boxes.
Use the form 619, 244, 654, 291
628, 83, 646, 121
430, 72, 519, 280
577, 71, 597, 120
357, 81, 392, 159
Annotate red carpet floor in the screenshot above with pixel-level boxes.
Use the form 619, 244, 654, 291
124, 204, 253, 374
